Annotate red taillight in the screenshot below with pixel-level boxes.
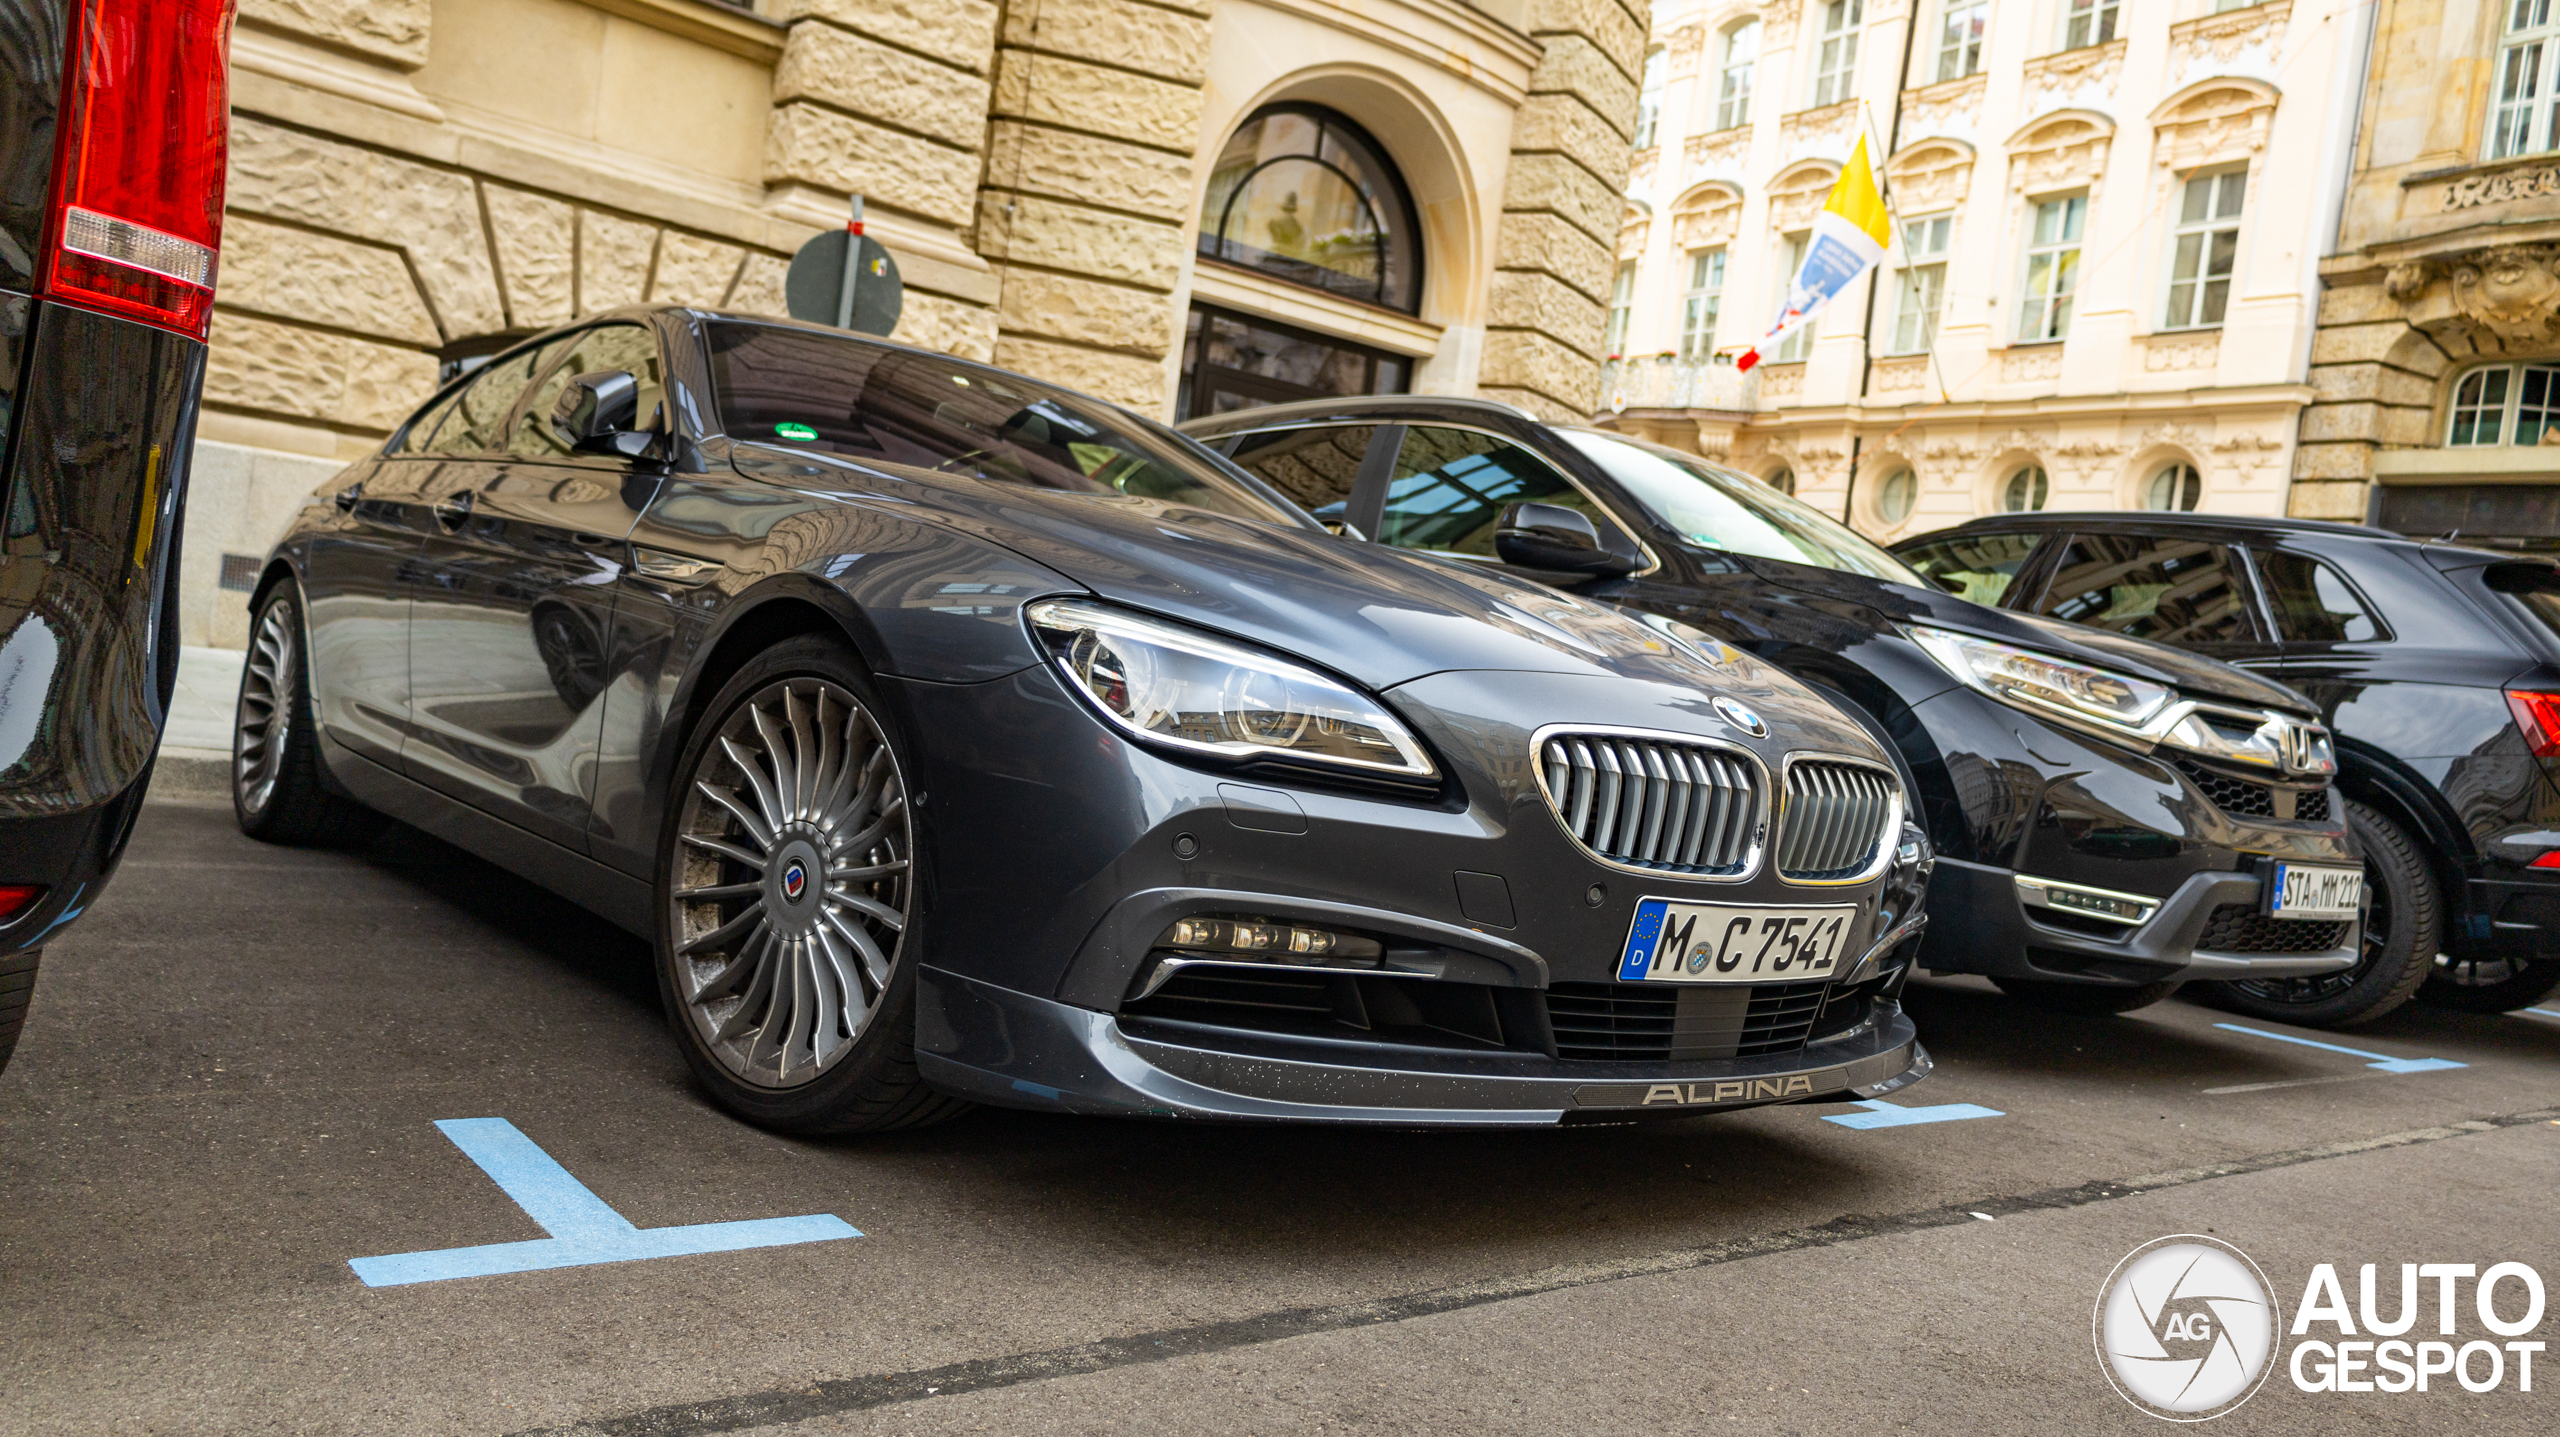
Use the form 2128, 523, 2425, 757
2533, 852, 2560, 870
2508, 691, 2560, 758
0, 885, 41, 921
38, 0, 235, 340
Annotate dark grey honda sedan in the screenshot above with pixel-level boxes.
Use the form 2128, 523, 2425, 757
233, 308, 1931, 1132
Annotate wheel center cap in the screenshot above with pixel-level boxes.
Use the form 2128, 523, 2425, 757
768, 836, 825, 935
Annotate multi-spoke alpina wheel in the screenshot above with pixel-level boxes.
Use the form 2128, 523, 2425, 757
658, 638, 965, 1132
233, 582, 378, 845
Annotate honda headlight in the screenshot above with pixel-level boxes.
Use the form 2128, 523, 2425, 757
1911, 626, 2171, 738
1027, 599, 1437, 779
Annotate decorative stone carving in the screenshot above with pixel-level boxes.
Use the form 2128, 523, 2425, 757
2170, 0, 2292, 68
2022, 38, 2125, 113
2006, 112, 2113, 196
1667, 24, 1703, 76
2150, 81, 2278, 172
1759, 364, 1806, 404
1885, 139, 1975, 214
1628, 146, 1658, 190
2138, 422, 2211, 454
1902, 74, 1985, 141
1672, 184, 1745, 247
1686, 127, 1752, 180
2383, 261, 2436, 303
1762, 0, 1803, 42
2142, 335, 2221, 372
2449, 245, 2560, 346
2444, 166, 2560, 210
1768, 162, 1842, 232
1872, 357, 1930, 393
1999, 348, 2062, 383
1778, 100, 1858, 161
1619, 211, 1651, 258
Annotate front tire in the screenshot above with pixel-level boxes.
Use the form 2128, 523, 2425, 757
1991, 976, 2182, 1015
2419, 954, 2560, 1014
655, 636, 968, 1134
0, 947, 38, 1074
233, 582, 380, 846
2207, 799, 2439, 1029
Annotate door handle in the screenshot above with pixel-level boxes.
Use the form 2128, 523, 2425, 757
631, 547, 721, 585
433, 490, 476, 530
334, 482, 364, 514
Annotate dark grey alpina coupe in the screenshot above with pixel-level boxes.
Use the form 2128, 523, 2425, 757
235, 308, 1932, 1132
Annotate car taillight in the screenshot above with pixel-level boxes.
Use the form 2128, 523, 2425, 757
38, 0, 235, 340
2506, 690, 2560, 759
0, 885, 41, 921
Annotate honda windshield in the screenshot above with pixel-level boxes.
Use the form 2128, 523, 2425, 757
1557, 429, 1926, 584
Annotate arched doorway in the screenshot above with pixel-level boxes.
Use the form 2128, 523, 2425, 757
1179, 103, 1424, 419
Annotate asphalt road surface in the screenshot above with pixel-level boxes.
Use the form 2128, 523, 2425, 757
4, 797, 2556, 1435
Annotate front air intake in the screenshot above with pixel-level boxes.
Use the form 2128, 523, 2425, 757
1536, 731, 1762, 875
1775, 760, 1899, 882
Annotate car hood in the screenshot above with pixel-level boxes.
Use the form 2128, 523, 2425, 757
1734, 555, 2317, 715
733, 444, 1844, 702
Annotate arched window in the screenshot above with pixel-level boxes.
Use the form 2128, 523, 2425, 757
2145, 462, 2201, 511
1875, 466, 1917, 526
2002, 465, 2048, 512
1716, 21, 1760, 131
1198, 104, 1421, 314
1764, 465, 1795, 496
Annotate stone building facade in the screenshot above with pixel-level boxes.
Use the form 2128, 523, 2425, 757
2297, 0, 2560, 540
1591, 0, 2364, 540
188, 0, 1646, 648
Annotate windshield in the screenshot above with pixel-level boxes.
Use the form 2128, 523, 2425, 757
1557, 429, 1926, 584
706, 322, 1296, 525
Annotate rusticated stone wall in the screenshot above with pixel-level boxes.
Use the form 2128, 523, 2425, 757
1481, 0, 1648, 419
975, 0, 1211, 410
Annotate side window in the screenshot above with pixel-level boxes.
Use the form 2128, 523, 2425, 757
507, 325, 667, 460
1899, 531, 2041, 607
1380, 427, 1597, 558
1223, 425, 1378, 525
2036, 534, 2257, 644
390, 383, 470, 456
2254, 550, 2385, 643
417, 344, 553, 457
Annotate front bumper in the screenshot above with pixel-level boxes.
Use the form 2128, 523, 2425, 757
1921, 856, 2359, 986
915, 967, 1929, 1126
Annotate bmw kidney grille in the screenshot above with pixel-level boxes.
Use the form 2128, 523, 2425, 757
1776, 761, 1899, 882
1537, 732, 1761, 874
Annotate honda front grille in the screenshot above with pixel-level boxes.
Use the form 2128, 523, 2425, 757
1775, 760, 1899, 882
1536, 731, 1761, 875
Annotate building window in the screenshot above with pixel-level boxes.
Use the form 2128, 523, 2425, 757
2002, 465, 2049, 512
1716, 21, 1760, 131
1175, 305, 1409, 420
1635, 49, 1667, 150
1605, 261, 1635, 355
1765, 466, 1796, 496
1198, 104, 1422, 313
1812, 1, 1863, 108
2490, 1, 2560, 159
2211, 0, 2260, 10
1937, 1, 1988, 81
2146, 463, 2203, 511
1774, 232, 1813, 362
1680, 249, 1726, 360
2163, 170, 2246, 331
1874, 467, 1917, 527
1891, 213, 1952, 355
2447, 363, 2560, 446
2017, 195, 2086, 343
2062, 0, 2119, 50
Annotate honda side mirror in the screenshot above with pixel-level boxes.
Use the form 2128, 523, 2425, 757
551, 370, 656, 460
1495, 502, 1638, 576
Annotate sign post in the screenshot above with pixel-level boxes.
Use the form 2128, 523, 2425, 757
784, 193, 904, 336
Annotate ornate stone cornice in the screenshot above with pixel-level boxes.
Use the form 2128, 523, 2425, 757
1686, 125, 1753, 181
2170, 0, 2292, 68
2022, 37, 2125, 112
1901, 74, 1985, 140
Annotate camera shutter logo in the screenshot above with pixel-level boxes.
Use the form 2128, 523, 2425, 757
2095, 1235, 2281, 1420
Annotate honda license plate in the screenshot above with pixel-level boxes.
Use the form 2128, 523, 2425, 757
2268, 862, 2362, 922
1619, 899, 1860, 983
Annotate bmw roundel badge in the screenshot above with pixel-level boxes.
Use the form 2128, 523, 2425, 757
1713, 696, 1767, 737
781, 859, 808, 901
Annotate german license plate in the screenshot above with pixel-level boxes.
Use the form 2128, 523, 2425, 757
1618, 899, 1859, 983
2269, 863, 2362, 921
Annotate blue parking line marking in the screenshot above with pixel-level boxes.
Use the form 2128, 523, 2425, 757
1822, 1098, 2005, 1129
2210, 1023, 2468, 1074
347, 1118, 859, 1288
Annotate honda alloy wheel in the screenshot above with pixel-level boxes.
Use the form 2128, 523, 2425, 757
658, 638, 965, 1132
2213, 800, 2438, 1028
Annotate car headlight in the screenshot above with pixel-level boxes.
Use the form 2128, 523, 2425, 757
1027, 599, 1437, 780
1911, 626, 2171, 736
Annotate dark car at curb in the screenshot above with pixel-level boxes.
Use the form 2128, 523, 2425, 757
233, 307, 1936, 1132
1897, 510, 2560, 1020
0, 0, 233, 1073
1179, 396, 2361, 1021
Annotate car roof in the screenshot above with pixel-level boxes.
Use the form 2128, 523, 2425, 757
1174, 393, 1541, 434
1900, 510, 2540, 570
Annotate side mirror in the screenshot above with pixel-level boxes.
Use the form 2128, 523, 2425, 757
1495, 502, 1638, 576
550, 370, 655, 460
